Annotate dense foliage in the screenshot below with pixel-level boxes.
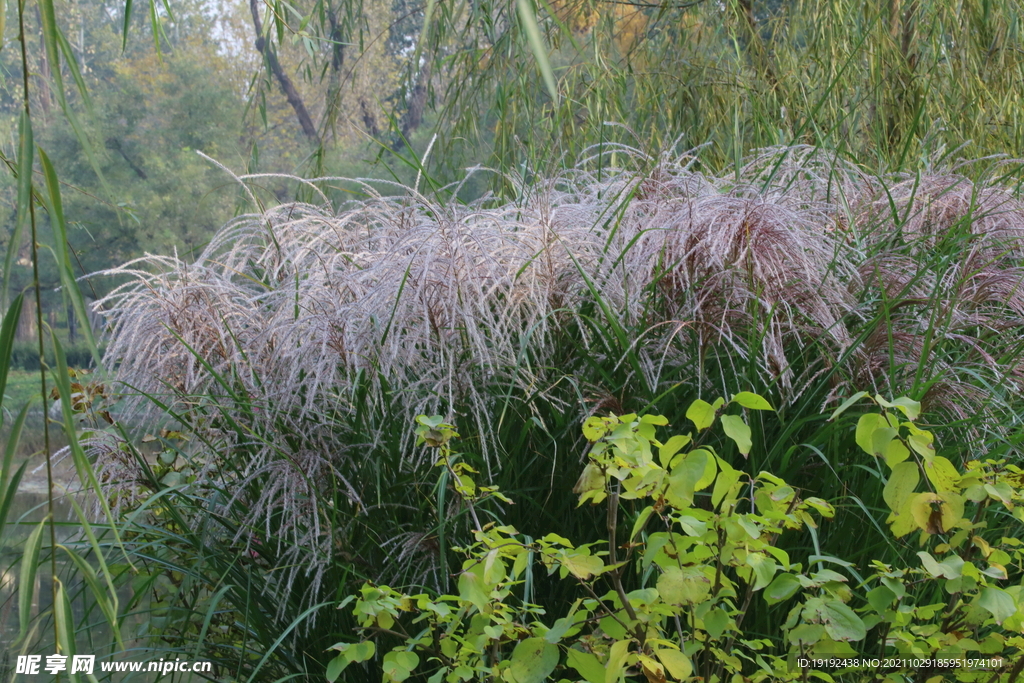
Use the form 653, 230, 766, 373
3, 0, 1024, 681
328, 404, 1024, 682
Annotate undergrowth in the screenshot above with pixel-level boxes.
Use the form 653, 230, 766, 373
71, 145, 1024, 679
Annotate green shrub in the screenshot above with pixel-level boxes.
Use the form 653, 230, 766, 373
329, 397, 1024, 682
9, 340, 102, 371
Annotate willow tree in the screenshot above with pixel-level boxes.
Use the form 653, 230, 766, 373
238, 0, 1024, 179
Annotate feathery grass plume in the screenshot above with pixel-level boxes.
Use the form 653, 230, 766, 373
839, 167, 1024, 429
93, 146, 1024, 613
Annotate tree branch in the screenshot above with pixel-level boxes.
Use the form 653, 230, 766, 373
249, 0, 319, 141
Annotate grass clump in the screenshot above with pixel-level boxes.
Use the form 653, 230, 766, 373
87, 145, 1024, 676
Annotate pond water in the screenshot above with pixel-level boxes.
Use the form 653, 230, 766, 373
1, 418, 134, 672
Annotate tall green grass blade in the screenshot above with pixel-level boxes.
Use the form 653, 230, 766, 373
194, 583, 235, 658
412, 0, 436, 83
18, 516, 48, 641
516, 0, 559, 104
59, 543, 122, 651
50, 332, 134, 567
2, 112, 32, 308
0, 292, 23, 401
36, 0, 109, 194
243, 602, 332, 683
39, 149, 101, 365
0, 404, 31, 530
55, 29, 93, 113
53, 579, 79, 683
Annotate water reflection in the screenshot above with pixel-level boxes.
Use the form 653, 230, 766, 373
1, 428, 130, 675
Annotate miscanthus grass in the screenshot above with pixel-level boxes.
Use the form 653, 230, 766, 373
91, 145, 1024, 609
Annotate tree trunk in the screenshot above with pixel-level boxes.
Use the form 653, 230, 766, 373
15, 292, 36, 342
248, 0, 319, 141
401, 63, 431, 139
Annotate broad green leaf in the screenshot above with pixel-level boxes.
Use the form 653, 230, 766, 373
560, 551, 604, 580
582, 417, 608, 441
788, 623, 824, 646
732, 392, 773, 410
978, 587, 1016, 625
917, 551, 947, 579
865, 586, 896, 612
828, 391, 869, 421
665, 450, 712, 508
382, 651, 419, 682
703, 607, 729, 639
883, 462, 919, 514
658, 566, 711, 604
692, 450, 718, 491
876, 395, 922, 420
686, 399, 716, 431
909, 492, 963, 535
654, 648, 692, 681
544, 612, 575, 644
573, 462, 605, 505
907, 429, 935, 457
720, 414, 752, 456
745, 552, 777, 590
326, 653, 347, 682
870, 427, 898, 459
803, 597, 866, 641
565, 649, 604, 683
711, 461, 742, 509
458, 566, 488, 611
764, 573, 802, 605
630, 506, 654, 542
855, 413, 888, 455
884, 439, 910, 467
658, 434, 691, 468
888, 499, 917, 538
890, 397, 921, 420
924, 456, 961, 492
604, 639, 631, 683
637, 654, 665, 681
985, 481, 1014, 506
510, 638, 559, 683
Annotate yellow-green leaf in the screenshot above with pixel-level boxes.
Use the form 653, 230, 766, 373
658, 434, 691, 468
732, 392, 773, 410
510, 638, 559, 683
828, 391, 869, 421
566, 649, 604, 683
924, 456, 961, 492
654, 648, 692, 681
720, 414, 752, 456
686, 399, 717, 431
605, 639, 631, 683
657, 566, 711, 604
883, 462, 919, 514
855, 413, 889, 455
978, 587, 1016, 625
